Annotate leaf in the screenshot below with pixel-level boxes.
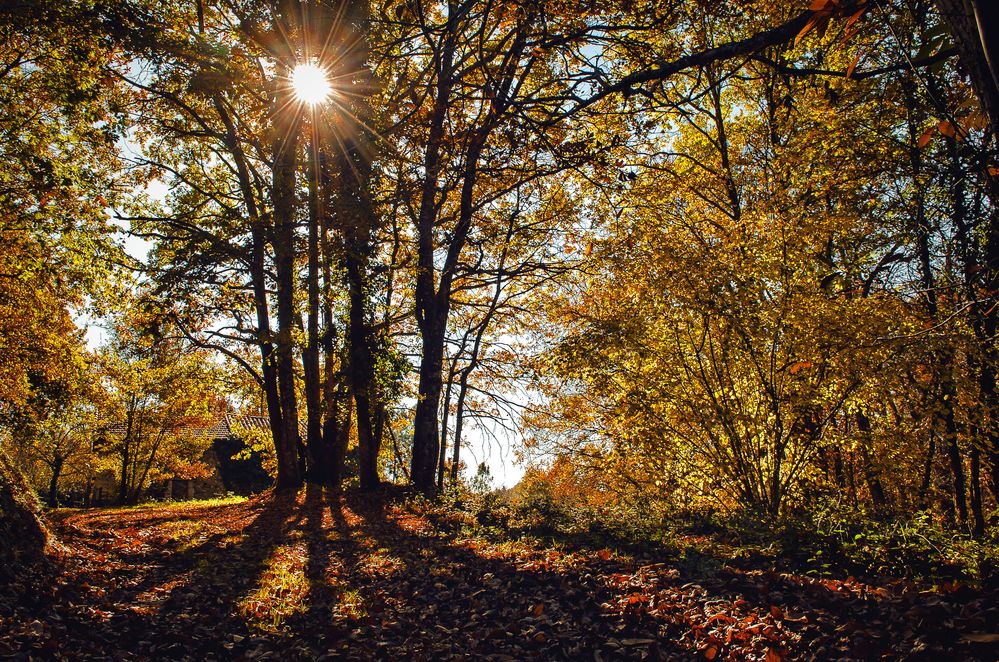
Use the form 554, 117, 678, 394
844, 7, 867, 31
917, 127, 935, 149
962, 633, 999, 643
770, 605, 783, 619
796, 17, 821, 46
597, 548, 612, 560
789, 361, 813, 375
704, 646, 718, 660
845, 51, 862, 79
765, 650, 783, 662
938, 120, 957, 139
532, 602, 545, 617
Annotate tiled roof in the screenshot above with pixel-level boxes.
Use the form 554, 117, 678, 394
100, 414, 273, 440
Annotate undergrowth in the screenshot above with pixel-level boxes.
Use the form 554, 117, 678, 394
415, 485, 999, 587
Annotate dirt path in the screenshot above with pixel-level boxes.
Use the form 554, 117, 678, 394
1, 490, 997, 660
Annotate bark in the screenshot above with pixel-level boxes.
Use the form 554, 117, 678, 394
336, 0, 380, 491
935, 0, 999, 141
856, 411, 889, 511
438, 346, 462, 490
970, 443, 985, 537
410, 4, 460, 492
303, 121, 324, 479
271, 54, 303, 491
47, 455, 63, 508
935, 0, 999, 500
0, 449, 49, 576
412, 14, 530, 492
211, 93, 283, 488
118, 400, 135, 505
920, 430, 936, 505
943, 380, 969, 529
321, 155, 348, 490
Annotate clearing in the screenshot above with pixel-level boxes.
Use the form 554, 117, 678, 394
2, 490, 997, 660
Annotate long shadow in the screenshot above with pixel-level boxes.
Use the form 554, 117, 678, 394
293, 491, 684, 661
287, 492, 999, 662
24, 492, 303, 660
16, 490, 999, 661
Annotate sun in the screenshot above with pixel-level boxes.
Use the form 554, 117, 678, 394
291, 62, 332, 105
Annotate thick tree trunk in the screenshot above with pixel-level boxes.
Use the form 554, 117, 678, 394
410, 6, 460, 493
937, 0, 999, 498
0, 449, 49, 578
412, 315, 446, 491
271, 55, 303, 491
346, 253, 379, 490
935, 0, 999, 140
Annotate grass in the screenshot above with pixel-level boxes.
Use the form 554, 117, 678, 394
238, 543, 314, 632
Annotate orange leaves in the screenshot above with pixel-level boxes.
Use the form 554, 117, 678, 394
797, 0, 869, 47
845, 51, 863, 79
916, 108, 988, 149
788, 361, 813, 375
937, 119, 961, 139
917, 127, 935, 149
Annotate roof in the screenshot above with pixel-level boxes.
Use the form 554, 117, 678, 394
100, 414, 273, 440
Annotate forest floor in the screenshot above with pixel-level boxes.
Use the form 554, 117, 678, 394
2, 489, 998, 661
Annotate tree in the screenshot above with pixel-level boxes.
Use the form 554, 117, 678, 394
0, 0, 127, 571
97, 314, 222, 504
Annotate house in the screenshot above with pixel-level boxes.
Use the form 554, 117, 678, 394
92, 415, 273, 504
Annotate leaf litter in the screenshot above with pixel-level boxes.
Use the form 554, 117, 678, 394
1, 489, 997, 660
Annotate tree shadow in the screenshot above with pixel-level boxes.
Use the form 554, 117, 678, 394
22, 491, 303, 659
10, 490, 997, 661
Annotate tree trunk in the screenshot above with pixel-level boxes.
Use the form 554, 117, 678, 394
970, 443, 986, 537
303, 118, 324, 481
269, 35, 303, 490
942, 378, 969, 529
935, 0, 999, 141
856, 410, 889, 510
412, 315, 446, 491
936, 0, 999, 498
0, 448, 49, 577
920, 430, 936, 506
47, 455, 63, 508
336, 0, 380, 491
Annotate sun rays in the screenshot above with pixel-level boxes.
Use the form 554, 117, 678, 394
291, 62, 332, 106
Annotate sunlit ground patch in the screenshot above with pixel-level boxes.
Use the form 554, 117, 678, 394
238, 543, 313, 632
153, 519, 223, 551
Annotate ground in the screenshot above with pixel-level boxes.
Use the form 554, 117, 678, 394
1, 490, 998, 660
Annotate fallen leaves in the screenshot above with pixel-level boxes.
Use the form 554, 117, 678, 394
0, 491, 996, 660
